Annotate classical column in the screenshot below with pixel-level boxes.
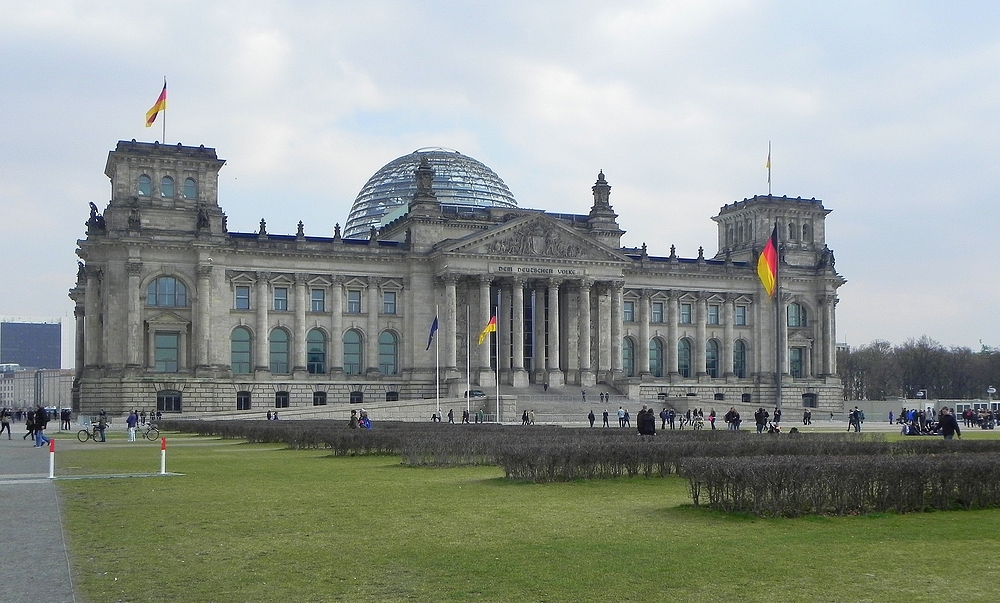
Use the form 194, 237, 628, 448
366, 276, 381, 374
84, 267, 101, 367
638, 289, 651, 376
578, 279, 594, 386
723, 294, 735, 377
477, 276, 494, 383
779, 292, 790, 375
444, 275, 458, 371
695, 292, 707, 376
74, 304, 85, 374
511, 277, 527, 386
610, 281, 624, 378
533, 283, 546, 378
126, 262, 143, 367
196, 264, 212, 368
254, 272, 270, 372
293, 273, 307, 373
597, 283, 611, 376
330, 276, 344, 374
547, 278, 563, 386
830, 297, 839, 375
498, 283, 510, 374
666, 292, 679, 376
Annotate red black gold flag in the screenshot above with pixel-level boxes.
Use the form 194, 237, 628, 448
757, 224, 778, 297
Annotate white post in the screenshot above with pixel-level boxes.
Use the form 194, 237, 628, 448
435, 305, 440, 418
466, 306, 471, 415
48, 439, 55, 479
160, 437, 166, 475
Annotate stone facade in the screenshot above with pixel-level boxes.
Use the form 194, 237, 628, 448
71, 141, 846, 417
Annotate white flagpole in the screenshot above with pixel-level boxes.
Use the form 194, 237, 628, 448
435, 304, 440, 418
466, 306, 471, 416
161, 76, 167, 144
495, 292, 501, 423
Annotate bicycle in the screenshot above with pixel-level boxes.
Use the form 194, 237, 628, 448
77, 424, 105, 442
141, 423, 160, 441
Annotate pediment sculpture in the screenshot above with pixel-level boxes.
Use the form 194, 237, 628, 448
483, 223, 586, 258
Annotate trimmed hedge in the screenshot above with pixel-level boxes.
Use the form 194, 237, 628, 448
681, 454, 1000, 516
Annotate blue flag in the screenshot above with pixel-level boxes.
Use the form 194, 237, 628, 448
425, 315, 439, 351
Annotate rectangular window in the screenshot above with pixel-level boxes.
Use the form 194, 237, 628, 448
154, 333, 179, 372
680, 303, 692, 324
273, 287, 288, 311
623, 301, 635, 322
735, 305, 747, 326
235, 286, 251, 310
383, 291, 397, 315
274, 392, 290, 408
311, 289, 325, 312
708, 304, 720, 325
347, 290, 362, 314
236, 392, 252, 411
651, 302, 663, 323
789, 347, 804, 378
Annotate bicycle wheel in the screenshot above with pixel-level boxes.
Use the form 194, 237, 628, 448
145, 428, 160, 440
77, 429, 90, 443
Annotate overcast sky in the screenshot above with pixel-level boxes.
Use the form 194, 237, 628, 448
2, 0, 998, 368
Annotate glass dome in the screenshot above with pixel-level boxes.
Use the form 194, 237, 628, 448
343, 148, 517, 238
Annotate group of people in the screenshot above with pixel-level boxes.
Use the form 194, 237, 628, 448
348, 409, 372, 429
847, 406, 866, 432
9, 406, 54, 447
754, 407, 783, 433
896, 406, 962, 439
520, 409, 535, 425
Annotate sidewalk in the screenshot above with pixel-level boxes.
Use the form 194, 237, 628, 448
0, 434, 82, 603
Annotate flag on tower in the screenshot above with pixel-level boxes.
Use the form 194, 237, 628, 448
757, 224, 778, 297
477, 316, 497, 345
425, 315, 439, 351
145, 80, 167, 127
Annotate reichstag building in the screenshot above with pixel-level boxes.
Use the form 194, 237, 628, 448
71, 140, 846, 415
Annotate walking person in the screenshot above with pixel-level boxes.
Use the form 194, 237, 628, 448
588, 410, 595, 427
939, 407, 961, 440
709, 409, 716, 430
448, 409, 455, 424
660, 408, 668, 430
602, 409, 610, 427
33, 406, 51, 448
0, 407, 11, 439
23, 409, 35, 441
617, 406, 625, 427
126, 409, 139, 442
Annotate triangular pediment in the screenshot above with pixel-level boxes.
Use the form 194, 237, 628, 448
441, 213, 629, 263
145, 311, 190, 326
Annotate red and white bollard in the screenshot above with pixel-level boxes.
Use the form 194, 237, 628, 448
48, 438, 55, 479
160, 437, 167, 475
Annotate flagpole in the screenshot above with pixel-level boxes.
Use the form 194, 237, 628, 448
774, 220, 782, 412
435, 304, 440, 418
466, 306, 471, 416
161, 76, 167, 144
767, 141, 771, 196
495, 291, 501, 423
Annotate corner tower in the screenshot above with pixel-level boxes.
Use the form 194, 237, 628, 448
712, 195, 833, 268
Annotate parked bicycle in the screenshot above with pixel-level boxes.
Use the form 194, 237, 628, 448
142, 423, 160, 441
77, 424, 104, 442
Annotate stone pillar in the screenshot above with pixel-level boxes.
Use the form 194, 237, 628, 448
74, 304, 85, 374
511, 277, 527, 386
84, 268, 101, 367
533, 283, 546, 379
610, 281, 624, 378
196, 264, 212, 368
723, 294, 735, 376
638, 290, 651, 377
498, 283, 510, 374
366, 276, 381, 374
444, 275, 458, 371
830, 297, 839, 375
477, 276, 495, 385
293, 274, 308, 373
666, 292, 679, 376
695, 292, 707, 376
255, 272, 270, 372
126, 262, 143, 367
578, 279, 594, 386
779, 293, 790, 374
330, 276, 344, 374
547, 278, 563, 387
597, 283, 611, 378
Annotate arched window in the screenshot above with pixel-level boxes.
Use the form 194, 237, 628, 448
622, 338, 635, 377
137, 174, 152, 196
706, 339, 720, 378
678, 338, 692, 378
183, 178, 197, 199
269, 329, 289, 374
787, 303, 808, 328
649, 338, 663, 378
230, 327, 252, 374
733, 340, 747, 379
161, 176, 175, 198
146, 276, 188, 307
788, 222, 797, 240
378, 331, 398, 375
726, 226, 734, 247
343, 330, 363, 375
307, 329, 327, 374
802, 223, 811, 242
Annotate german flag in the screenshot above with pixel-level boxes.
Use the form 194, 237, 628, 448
145, 80, 167, 127
477, 316, 497, 345
757, 224, 778, 297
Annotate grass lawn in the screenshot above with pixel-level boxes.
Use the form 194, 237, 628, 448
57, 433, 1000, 602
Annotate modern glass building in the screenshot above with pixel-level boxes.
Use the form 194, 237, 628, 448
343, 148, 517, 239
0, 320, 61, 369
